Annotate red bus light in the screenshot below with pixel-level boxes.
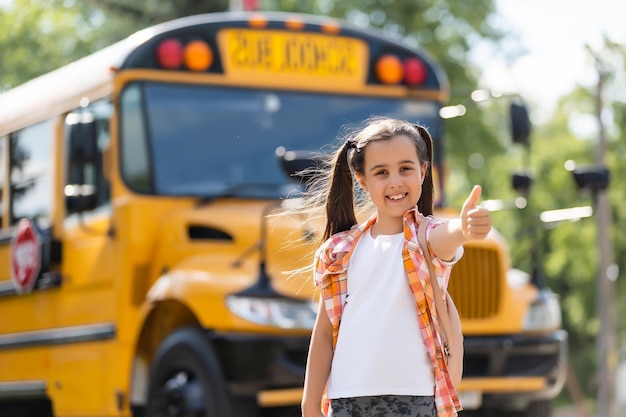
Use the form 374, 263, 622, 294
403, 57, 427, 85
375, 55, 403, 85
156, 39, 183, 69
184, 40, 213, 71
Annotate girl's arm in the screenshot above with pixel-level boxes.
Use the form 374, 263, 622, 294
301, 297, 334, 417
429, 185, 491, 261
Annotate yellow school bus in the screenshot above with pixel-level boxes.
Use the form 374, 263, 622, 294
0, 11, 566, 417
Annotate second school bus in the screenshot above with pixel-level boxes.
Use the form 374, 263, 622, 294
0, 11, 566, 417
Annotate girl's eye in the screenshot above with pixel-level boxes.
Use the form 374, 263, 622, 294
375, 170, 387, 176
401, 166, 413, 172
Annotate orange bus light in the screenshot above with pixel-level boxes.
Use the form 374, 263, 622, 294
375, 55, 403, 85
156, 39, 183, 69
321, 21, 341, 35
403, 57, 427, 85
285, 18, 305, 31
184, 40, 213, 71
248, 14, 268, 29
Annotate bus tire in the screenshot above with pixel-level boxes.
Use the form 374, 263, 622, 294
146, 326, 231, 417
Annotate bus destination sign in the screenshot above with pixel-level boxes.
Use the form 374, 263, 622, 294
219, 29, 367, 85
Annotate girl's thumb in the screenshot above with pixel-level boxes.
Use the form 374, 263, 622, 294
463, 185, 482, 210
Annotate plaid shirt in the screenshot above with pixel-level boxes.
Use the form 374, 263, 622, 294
314, 207, 462, 417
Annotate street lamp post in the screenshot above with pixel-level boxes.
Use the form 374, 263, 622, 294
569, 165, 614, 417
586, 45, 616, 417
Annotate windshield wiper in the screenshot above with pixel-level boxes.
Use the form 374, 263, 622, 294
196, 183, 288, 206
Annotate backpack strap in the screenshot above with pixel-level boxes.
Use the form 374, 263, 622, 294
417, 217, 453, 358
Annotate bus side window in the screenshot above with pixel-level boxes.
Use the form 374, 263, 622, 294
64, 100, 111, 214
10, 121, 53, 226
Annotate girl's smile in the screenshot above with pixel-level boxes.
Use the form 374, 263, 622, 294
388, 192, 408, 201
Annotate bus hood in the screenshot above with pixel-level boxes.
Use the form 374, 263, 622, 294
150, 198, 319, 301
139, 198, 320, 331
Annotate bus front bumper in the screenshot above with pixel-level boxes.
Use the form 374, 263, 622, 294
458, 329, 568, 410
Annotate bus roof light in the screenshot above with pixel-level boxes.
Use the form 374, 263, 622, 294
184, 40, 213, 72
156, 39, 183, 69
248, 14, 268, 28
285, 18, 305, 31
375, 55, 403, 85
403, 57, 427, 85
321, 21, 341, 35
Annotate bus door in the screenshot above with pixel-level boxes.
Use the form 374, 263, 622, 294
47, 100, 117, 413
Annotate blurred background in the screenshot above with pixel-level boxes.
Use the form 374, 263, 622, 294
1, 0, 624, 415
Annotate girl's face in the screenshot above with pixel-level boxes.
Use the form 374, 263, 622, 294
356, 134, 428, 234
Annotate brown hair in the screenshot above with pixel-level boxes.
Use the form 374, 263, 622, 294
316, 117, 434, 241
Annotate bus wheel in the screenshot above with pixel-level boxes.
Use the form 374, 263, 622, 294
146, 327, 230, 417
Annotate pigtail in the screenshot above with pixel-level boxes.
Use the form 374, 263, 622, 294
414, 124, 434, 216
323, 142, 357, 241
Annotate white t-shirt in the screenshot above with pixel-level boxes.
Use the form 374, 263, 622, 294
327, 229, 435, 399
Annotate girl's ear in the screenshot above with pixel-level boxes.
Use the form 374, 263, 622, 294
355, 173, 368, 191
421, 162, 429, 183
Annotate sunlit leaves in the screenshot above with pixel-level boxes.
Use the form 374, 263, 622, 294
0, 0, 91, 90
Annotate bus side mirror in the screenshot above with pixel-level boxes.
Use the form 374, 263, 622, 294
66, 114, 100, 214
276, 148, 323, 188
510, 102, 531, 146
68, 116, 99, 165
65, 184, 97, 213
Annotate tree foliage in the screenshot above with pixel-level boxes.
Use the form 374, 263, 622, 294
0, 0, 90, 90
0, 0, 229, 91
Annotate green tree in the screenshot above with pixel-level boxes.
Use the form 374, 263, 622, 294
86, 0, 229, 27
0, 0, 231, 91
523, 90, 599, 399
0, 0, 92, 90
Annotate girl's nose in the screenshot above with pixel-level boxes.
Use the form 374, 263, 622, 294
389, 174, 403, 187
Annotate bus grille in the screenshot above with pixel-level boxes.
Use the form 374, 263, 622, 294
448, 246, 502, 319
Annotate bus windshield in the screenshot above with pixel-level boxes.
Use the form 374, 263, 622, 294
120, 82, 441, 198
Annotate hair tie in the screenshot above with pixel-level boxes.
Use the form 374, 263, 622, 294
346, 140, 357, 150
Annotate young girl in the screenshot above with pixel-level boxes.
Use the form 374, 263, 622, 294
300, 118, 492, 417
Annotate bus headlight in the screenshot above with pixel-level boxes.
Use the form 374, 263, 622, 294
523, 290, 562, 332
226, 296, 317, 330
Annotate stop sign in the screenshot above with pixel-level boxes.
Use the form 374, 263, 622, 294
10, 218, 41, 294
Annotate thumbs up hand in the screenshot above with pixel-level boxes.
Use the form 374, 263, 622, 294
461, 185, 492, 241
